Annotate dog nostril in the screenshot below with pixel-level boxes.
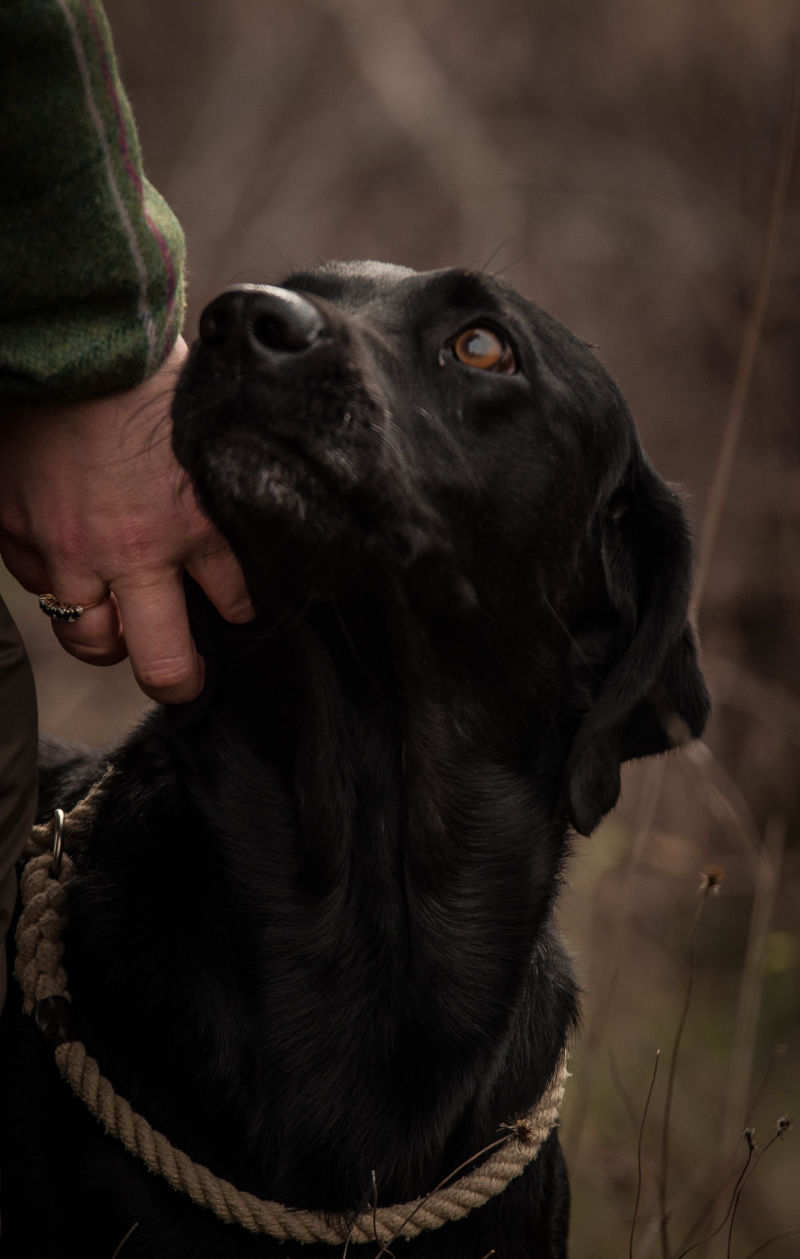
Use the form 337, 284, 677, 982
252, 310, 315, 353
250, 295, 324, 353
253, 314, 284, 346
198, 305, 232, 350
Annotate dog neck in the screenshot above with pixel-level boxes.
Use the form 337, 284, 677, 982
66, 583, 576, 1212
182, 578, 572, 887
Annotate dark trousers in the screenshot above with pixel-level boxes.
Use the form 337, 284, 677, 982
0, 597, 37, 1009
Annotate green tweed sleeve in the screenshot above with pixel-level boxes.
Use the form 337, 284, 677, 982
0, 0, 186, 405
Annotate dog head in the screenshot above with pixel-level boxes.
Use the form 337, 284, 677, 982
172, 261, 709, 834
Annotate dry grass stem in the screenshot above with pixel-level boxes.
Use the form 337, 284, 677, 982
675, 1129, 756, 1258
726, 1120, 794, 1258
676, 820, 786, 1255
720, 818, 786, 1166
657, 878, 717, 1258
368, 1129, 516, 1257
746, 1045, 788, 1122
317, 0, 522, 257
370, 1169, 397, 1257
610, 1046, 642, 1132
110, 1222, 140, 1259
629, 1049, 660, 1259
566, 756, 665, 1162
680, 742, 762, 876
692, 49, 799, 611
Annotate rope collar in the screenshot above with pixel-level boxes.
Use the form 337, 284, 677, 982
16, 782, 569, 1247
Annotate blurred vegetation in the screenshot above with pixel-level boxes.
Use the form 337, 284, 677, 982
3, 1, 798, 1254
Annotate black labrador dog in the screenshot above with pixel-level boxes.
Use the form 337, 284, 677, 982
0, 262, 709, 1258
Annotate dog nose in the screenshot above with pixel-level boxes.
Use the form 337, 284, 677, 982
197, 285, 326, 363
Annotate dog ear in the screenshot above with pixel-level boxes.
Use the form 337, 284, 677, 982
565, 459, 710, 836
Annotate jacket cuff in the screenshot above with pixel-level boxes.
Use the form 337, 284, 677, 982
0, 0, 185, 405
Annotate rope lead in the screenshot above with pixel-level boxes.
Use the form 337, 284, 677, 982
15, 788, 569, 1245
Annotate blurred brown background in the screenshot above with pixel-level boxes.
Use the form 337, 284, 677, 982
3, 1, 799, 1254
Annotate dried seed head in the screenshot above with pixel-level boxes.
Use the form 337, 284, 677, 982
744, 1127, 757, 1151
499, 1117, 535, 1145
776, 1114, 792, 1136
699, 865, 724, 897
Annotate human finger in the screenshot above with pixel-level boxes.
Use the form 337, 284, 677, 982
41, 574, 127, 666
112, 571, 204, 704
186, 544, 254, 624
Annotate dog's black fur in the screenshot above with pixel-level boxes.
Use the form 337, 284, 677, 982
0, 262, 709, 1257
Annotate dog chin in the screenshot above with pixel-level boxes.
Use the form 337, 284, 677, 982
191, 437, 443, 602
193, 430, 339, 530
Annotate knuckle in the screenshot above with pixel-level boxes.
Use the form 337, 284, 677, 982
110, 530, 159, 572
94, 521, 164, 576
42, 522, 89, 568
0, 507, 28, 542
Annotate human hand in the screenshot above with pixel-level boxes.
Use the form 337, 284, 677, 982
0, 339, 254, 704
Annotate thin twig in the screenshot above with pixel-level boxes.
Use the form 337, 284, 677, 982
720, 818, 786, 1164
565, 757, 664, 1162
370, 1169, 396, 1258
675, 1129, 756, 1259
747, 1044, 788, 1122
629, 1049, 660, 1259
676, 819, 786, 1255
658, 883, 714, 1259
727, 1122, 793, 1259
370, 1130, 516, 1255
680, 742, 761, 877
692, 49, 798, 611
111, 1222, 139, 1259
611, 1046, 642, 1133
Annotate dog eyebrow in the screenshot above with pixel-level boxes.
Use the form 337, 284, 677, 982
420, 268, 502, 313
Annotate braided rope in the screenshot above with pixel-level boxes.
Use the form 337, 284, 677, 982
15, 789, 569, 1246
23, 771, 112, 861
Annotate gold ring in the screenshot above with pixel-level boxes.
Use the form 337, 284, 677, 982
38, 592, 110, 623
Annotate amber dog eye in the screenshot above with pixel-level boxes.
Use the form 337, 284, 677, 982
451, 327, 516, 373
